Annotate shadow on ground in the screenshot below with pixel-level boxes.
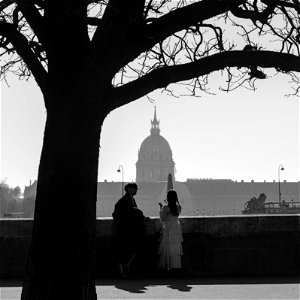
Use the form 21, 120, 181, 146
95, 276, 300, 294
111, 278, 193, 294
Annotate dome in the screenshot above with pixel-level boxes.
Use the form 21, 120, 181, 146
139, 134, 173, 160
136, 107, 175, 182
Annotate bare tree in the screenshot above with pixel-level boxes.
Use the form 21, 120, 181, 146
0, 0, 299, 299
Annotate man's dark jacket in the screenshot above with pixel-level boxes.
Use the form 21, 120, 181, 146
112, 193, 145, 261
112, 192, 144, 227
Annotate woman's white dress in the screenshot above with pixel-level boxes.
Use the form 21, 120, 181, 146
157, 204, 183, 270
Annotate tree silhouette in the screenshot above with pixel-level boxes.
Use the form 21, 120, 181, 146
0, 1, 299, 299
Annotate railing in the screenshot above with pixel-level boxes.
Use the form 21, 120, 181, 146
3, 212, 24, 218
265, 201, 300, 209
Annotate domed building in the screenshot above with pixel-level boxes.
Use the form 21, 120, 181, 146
21, 107, 300, 219
136, 108, 175, 182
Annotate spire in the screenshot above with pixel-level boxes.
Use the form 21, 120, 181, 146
153, 106, 158, 123
167, 173, 174, 191
150, 106, 160, 135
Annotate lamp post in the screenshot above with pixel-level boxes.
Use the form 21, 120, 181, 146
117, 165, 124, 196
278, 164, 284, 205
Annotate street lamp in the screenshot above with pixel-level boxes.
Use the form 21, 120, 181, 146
278, 164, 284, 205
117, 165, 124, 196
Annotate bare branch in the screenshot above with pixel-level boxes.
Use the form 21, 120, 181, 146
16, 0, 47, 46
112, 50, 300, 107
143, 0, 244, 45
0, 0, 15, 11
262, 0, 300, 14
0, 20, 47, 92
230, 0, 276, 23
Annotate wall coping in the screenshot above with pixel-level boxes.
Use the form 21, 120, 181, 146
0, 215, 299, 238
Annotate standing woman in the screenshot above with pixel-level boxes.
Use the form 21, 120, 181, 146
157, 189, 183, 271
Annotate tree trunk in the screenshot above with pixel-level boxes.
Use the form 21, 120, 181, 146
21, 89, 106, 300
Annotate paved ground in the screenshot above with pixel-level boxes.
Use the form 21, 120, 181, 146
1, 276, 299, 299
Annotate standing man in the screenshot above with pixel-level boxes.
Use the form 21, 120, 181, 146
112, 182, 145, 278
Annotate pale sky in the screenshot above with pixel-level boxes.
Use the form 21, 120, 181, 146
1, 70, 299, 191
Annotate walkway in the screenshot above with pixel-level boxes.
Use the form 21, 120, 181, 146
1, 276, 299, 299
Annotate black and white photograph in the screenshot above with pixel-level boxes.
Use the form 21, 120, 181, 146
1, 1, 299, 299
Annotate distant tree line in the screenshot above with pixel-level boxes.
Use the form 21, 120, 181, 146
0, 181, 22, 217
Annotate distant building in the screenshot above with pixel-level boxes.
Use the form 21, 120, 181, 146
96, 108, 299, 217
21, 108, 300, 218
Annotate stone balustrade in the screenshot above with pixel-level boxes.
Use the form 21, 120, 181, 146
0, 215, 299, 278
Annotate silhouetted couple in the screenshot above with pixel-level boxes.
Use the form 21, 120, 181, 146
113, 183, 183, 278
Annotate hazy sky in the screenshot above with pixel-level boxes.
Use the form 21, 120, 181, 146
1, 69, 299, 191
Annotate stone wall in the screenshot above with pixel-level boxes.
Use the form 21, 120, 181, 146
0, 215, 299, 278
